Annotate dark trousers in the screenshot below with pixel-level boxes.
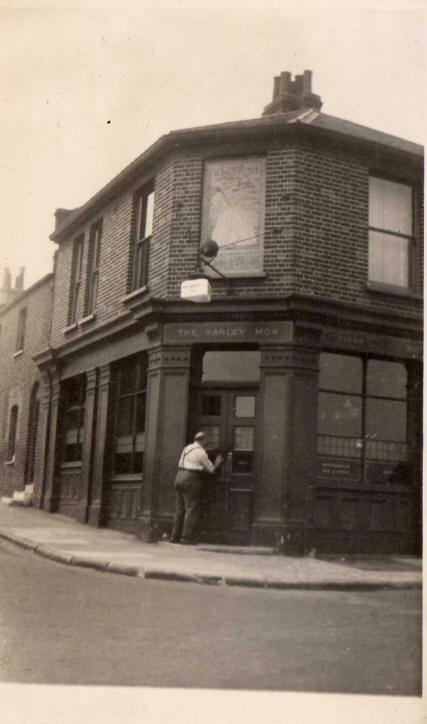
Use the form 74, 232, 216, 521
170, 470, 202, 542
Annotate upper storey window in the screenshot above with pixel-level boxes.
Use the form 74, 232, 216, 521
369, 177, 414, 288
69, 235, 84, 325
201, 157, 265, 277
85, 221, 102, 315
15, 308, 27, 352
132, 186, 154, 291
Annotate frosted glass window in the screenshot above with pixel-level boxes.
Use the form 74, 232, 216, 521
235, 396, 255, 417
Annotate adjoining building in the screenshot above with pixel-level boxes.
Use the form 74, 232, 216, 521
3, 70, 422, 554
0, 271, 53, 504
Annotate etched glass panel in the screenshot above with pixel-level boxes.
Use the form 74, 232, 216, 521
233, 426, 254, 451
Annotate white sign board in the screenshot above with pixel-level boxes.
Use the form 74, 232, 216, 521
180, 278, 212, 303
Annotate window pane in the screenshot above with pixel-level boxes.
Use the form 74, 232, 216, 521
233, 426, 254, 451
135, 393, 146, 432
234, 396, 255, 417
369, 177, 412, 235
116, 397, 134, 436
201, 394, 222, 416
133, 451, 143, 473
120, 363, 138, 395
367, 360, 407, 398
114, 452, 133, 475
366, 399, 406, 441
144, 191, 154, 238
202, 351, 260, 382
200, 157, 265, 276
318, 392, 362, 437
369, 231, 409, 286
319, 354, 362, 393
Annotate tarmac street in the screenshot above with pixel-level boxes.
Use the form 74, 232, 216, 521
0, 537, 421, 694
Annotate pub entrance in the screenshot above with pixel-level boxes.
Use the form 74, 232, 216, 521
191, 348, 261, 544
196, 388, 258, 544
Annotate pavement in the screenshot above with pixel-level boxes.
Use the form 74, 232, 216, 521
0, 502, 422, 591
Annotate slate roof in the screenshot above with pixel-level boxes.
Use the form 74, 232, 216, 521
51, 108, 423, 242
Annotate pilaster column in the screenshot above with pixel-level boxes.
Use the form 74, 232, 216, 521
138, 345, 192, 541
88, 364, 111, 527
406, 359, 422, 553
42, 370, 61, 513
33, 371, 52, 509
253, 328, 320, 554
76, 368, 97, 524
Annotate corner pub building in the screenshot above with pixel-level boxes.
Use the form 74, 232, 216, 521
27, 71, 422, 555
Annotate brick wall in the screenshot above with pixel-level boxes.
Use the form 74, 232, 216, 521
49, 130, 423, 351
0, 276, 52, 496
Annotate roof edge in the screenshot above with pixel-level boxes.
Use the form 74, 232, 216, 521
0, 272, 53, 317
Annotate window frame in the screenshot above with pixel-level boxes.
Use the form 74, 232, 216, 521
111, 355, 148, 478
368, 175, 416, 290
15, 308, 27, 352
85, 221, 102, 316
68, 234, 84, 325
61, 375, 87, 464
131, 186, 154, 292
7, 404, 18, 462
317, 352, 409, 484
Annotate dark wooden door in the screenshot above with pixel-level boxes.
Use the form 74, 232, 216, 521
196, 389, 257, 544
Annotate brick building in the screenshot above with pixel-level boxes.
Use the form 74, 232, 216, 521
0, 272, 53, 501
13, 70, 422, 554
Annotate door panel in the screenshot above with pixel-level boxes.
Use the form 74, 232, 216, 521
197, 389, 257, 543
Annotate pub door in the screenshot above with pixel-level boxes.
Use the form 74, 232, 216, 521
195, 389, 257, 545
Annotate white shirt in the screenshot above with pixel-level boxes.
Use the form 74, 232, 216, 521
178, 442, 215, 473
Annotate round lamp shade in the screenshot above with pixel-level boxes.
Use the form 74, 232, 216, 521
200, 239, 219, 261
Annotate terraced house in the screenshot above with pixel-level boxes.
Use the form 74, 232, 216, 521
2, 71, 423, 555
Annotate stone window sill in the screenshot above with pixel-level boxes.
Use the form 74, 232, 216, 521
13, 350, 23, 358
366, 282, 422, 300
121, 286, 148, 303
79, 313, 96, 326
63, 323, 78, 335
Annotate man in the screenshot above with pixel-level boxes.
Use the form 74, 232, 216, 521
170, 432, 223, 544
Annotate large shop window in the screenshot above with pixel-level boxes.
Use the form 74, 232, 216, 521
369, 177, 414, 288
62, 375, 86, 463
200, 157, 265, 277
112, 355, 148, 475
132, 186, 154, 291
317, 353, 408, 485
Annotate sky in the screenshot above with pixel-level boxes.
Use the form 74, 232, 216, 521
0, 1, 425, 289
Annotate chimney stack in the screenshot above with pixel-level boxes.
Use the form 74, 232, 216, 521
2, 267, 11, 290
15, 267, 25, 290
263, 70, 322, 116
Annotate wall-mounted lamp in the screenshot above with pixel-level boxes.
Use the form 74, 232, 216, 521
180, 239, 225, 303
